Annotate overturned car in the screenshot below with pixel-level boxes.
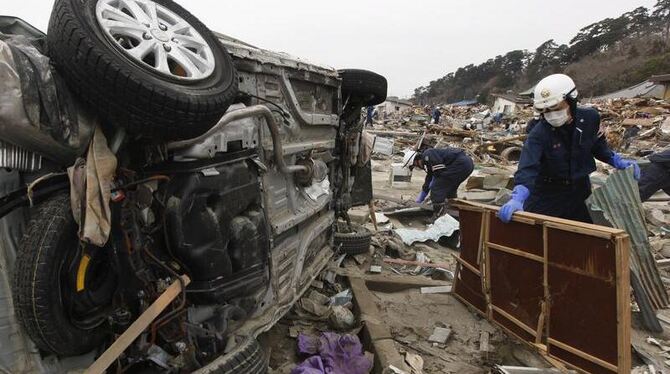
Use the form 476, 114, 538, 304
0, 0, 386, 372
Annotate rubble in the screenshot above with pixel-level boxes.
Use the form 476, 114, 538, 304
268, 97, 670, 374
427, 327, 452, 344
590, 97, 670, 155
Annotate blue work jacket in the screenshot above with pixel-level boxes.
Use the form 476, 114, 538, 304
421, 147, 466, 192
514, 107, 614, 193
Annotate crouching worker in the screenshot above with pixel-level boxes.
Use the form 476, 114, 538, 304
498, 74, 640, 224
405, 147, 474, 217
639, 148, 670, 202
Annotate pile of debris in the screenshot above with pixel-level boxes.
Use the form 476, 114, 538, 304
590, 97, 670, 155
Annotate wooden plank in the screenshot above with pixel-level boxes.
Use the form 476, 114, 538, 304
452, 254, 481, 276
383, 258, 451, 269
535, 301, 546, 344
369, 201, 378, 231
620, 118, 656, 127
544, 221, 614, 240
452, 200, 624, 236
420, 286, 452, 294
479, 331, 490, 352
548, 338, 618, 373
532, 344, 575, 373
452, 204, 486, 213
451, 292, 487, 320
349, 277, 410, 373
491, 305, 537, 337
615, 236, 632, 374
543, 225, 550, 344
476, 211, 487, 265
483, 214, 492, 320
453, 261, 461, 288
334, 266, 451, 292
487, 242, 544, 263
365, 130, 421, 137
86, 276, 190, 374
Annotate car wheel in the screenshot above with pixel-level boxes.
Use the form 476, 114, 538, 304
334, 224, 372, 256
47, 0, 238, 141
12, 193, 116, 356
338, 69, 388, 107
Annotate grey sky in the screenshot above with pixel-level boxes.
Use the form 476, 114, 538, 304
4, 0, 657, 98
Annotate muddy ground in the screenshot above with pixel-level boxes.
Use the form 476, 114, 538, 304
261, 160, 550, 373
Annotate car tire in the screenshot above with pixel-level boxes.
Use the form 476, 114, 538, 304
338, 69, 388, 107
47, 0, 238, 141
12, 193, 114, 356
500, 146, 522, 162
334, 224, 372, 255
197, 338, 268, 374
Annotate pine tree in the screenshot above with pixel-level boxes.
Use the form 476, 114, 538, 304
652, 0, 670, 39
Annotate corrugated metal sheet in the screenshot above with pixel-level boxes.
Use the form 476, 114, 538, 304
593, 80, 666, 100
586, 168, 669, 309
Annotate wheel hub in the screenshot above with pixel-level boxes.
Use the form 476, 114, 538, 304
95, 0, 216, 80
150, 28, 169, 42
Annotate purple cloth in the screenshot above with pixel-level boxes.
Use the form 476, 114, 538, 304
292, 332, 372, 374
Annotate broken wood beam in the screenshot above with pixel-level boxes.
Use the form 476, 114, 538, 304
334, 266, 451, 293
365, 130, 421, 137
383, 258, 451, 269
349, 277, 410, 373
85, 275, 191, 374
475, 135, 527, 150
369, 201, 378, 232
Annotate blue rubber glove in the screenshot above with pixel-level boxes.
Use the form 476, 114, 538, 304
498, 185, 530, 223
611, 153, 640, 181
416, 190, 429, 203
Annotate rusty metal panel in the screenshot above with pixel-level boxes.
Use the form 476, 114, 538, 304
452, 200, 631, 374
546, 228, 619, 374
488, 249, 543, 339
454, 267, 487, 314
453, 208, 487, 314
489, 217, 543, 257
459, 209, 483, 267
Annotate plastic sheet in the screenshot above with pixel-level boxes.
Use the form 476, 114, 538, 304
394, 214, 460, 245
292, 333, 372, 374
0, 16, 94, 165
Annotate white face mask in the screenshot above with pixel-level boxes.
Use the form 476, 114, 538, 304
543, 108, 570, 128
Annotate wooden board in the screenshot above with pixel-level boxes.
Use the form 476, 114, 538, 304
451, 200, 631, 374
453, 208, 487, 314
86, 276, 190, 374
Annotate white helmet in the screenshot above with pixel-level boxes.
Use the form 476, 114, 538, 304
533, 74, 578, 110
402, 149, 418, 169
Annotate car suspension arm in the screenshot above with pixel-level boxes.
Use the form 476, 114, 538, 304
167, 105, 309, 175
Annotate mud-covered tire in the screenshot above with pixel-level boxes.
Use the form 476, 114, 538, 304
339, 69, 387, 107
12, 193, 107, 356
500, 146, 522, 162
197, 338, 268, 374
334, 224, 372, 255
47, 0, 238, 141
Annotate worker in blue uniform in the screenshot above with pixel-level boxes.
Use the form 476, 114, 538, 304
639, 148, 670, 202
405, 147, 474, 216
432, 107, 442, 124
365, 106, 375, 126
498, 74, 640, 223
